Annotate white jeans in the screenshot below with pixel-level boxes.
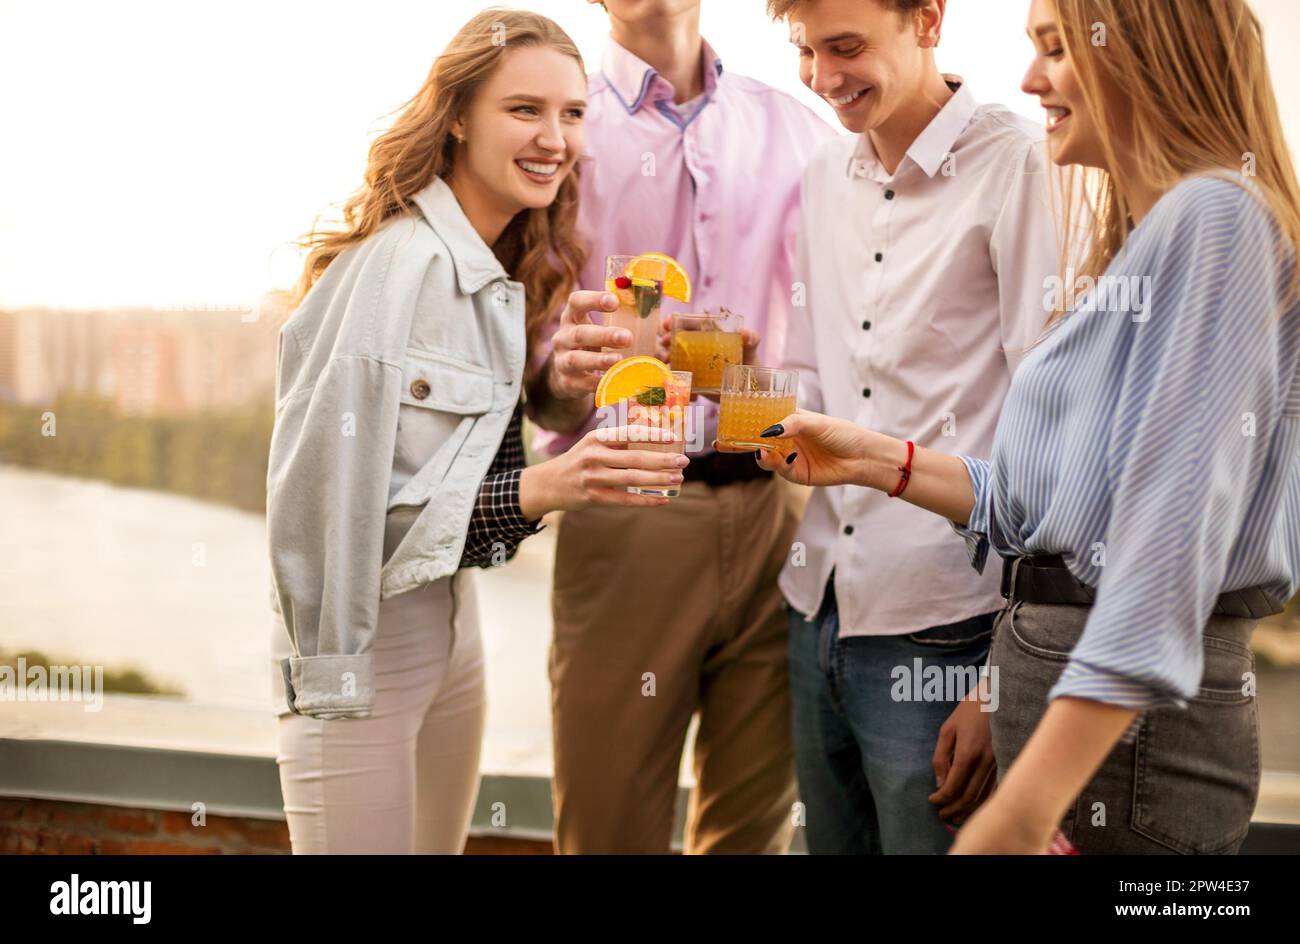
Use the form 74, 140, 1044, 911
273, 570, 486, 853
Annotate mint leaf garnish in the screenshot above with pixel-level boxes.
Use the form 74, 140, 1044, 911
633, 281, 661, 319
635, 386, 666, 406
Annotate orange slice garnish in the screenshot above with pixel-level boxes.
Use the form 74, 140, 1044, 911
626, 252, 692, 303
594, 356, 672, 408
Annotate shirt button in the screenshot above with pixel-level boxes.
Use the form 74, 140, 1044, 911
884, 190, 895, 200
843, 525, 855, 536
862, 320, 872, 330
874, 252, 883, 262
704, 276, 713, 288
411, 379, 431, 400
862, 388, 871, 398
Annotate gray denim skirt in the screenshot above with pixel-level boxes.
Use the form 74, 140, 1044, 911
988, 601, 1259, 854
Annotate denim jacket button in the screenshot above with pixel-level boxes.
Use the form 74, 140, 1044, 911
411, 379, 431, 400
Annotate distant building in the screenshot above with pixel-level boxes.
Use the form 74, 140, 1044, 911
0, 302, 281, 416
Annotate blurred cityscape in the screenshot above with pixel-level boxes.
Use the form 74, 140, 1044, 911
0, 302, 283, 417
0, 301, 1295, 779
0, 302, 285, 513
0, 300, 564, 780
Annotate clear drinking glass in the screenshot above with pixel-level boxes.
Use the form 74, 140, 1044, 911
716, 365, 798, 450
669, 311, 744, 395
604, 253, 667, 360
626, 369, 692, 498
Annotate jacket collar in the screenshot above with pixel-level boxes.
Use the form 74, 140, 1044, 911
600, 37, 724, 114
411, 176, 509, 295
847, 76, 977, 180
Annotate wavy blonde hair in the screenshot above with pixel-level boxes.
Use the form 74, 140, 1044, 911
290, 8, 587, 379
1051, 0, 1300, 313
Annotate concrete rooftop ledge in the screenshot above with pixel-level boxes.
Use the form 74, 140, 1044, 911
0, 737, 691, 849
4, 737, 1300, 854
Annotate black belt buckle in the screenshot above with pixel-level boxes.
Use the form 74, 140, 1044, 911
999, 556, 1022, 601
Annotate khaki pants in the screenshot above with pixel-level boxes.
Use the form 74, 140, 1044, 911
549, 474, 802, 854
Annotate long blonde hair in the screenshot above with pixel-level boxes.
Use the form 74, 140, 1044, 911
1051, 0, 1300, 309
290, 8, 587, 379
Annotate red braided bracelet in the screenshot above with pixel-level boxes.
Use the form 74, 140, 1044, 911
887, 440, 915, 498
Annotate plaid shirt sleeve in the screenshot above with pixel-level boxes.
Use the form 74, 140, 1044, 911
459, 401, 545, 569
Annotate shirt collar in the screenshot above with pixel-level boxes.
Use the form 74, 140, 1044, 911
411, 176, 509, 296
847, 75, 978, 181
600, 36, 724, 115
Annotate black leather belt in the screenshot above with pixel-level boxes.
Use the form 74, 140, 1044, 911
682, 450, 773, 487
1000, 554, 1284, 619
998, 553, 1284, 621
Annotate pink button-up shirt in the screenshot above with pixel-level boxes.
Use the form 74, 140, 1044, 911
530, 38, 836, 457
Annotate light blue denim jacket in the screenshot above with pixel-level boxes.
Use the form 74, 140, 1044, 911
267, 176, 526, 720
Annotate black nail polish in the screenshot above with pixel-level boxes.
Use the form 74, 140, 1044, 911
753, 451, 763, 463
760, 423, 784, 438
785, 452, 798, 465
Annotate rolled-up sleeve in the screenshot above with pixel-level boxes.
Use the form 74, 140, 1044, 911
1050, 184, 1284, 710
267, 346, 402, 720
950, 455, 995, 574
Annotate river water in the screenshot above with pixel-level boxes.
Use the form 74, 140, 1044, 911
2, 464, 1294, 779
0, 464, 557, 773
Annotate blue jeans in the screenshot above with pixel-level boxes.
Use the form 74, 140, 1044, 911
789, 579, 996, 854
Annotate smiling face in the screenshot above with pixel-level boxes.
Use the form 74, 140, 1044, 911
451, 44, 587, 217
792, 0, 937, 135
1021, 0, 1107, 169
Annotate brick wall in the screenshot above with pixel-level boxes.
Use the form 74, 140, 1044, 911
0, 797, 551, 854
0, 797, 289, 854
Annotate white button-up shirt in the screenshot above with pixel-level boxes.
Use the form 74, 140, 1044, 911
779, 78, 1060, 637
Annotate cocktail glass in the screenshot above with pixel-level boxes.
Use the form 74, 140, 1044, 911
626, 369, 692, 498
669, 311, 744, 395
604, 254, 667, 360
717, 365, 798, 450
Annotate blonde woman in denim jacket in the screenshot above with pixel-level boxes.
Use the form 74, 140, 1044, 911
267, 10, 688, 854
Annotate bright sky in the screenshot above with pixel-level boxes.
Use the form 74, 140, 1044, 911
2, 0, 1298, 309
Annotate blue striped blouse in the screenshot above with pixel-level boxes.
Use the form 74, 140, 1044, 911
956, 175, 1300, 710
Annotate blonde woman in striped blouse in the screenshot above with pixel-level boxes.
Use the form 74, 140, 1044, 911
728, 0, 1300, 854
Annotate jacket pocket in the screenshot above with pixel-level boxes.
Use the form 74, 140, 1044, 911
399, 347, 493, 414
389, 348, 494, 515
1131, 636, 1259, 854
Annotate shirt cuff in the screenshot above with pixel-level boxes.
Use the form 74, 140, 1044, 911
950, 455, 993, 574
459, 468, 545, 570
488, 467, 544, 537
1048, 658, 1185, 711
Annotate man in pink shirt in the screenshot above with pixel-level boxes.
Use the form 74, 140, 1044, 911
525, 0, 834, 853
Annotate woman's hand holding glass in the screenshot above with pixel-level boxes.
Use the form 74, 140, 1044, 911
519, 424, 688, 516
714, 408, 978, 526
713, 409, 883, 488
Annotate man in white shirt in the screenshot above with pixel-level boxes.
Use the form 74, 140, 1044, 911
764, 0, 1059, 853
